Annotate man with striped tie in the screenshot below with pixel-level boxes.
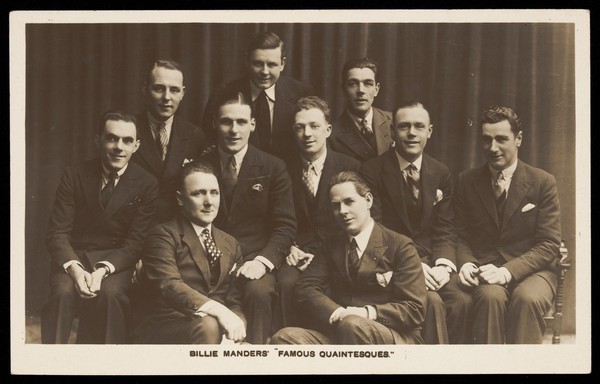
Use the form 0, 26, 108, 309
133, 160, 246, 344
455, 105, 561, 344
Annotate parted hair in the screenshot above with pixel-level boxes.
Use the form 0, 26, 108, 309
178, 160, 218, 192
481, 105, 522, 135
293, 96, 331, 124
341, 56, 380, 83
98, 110, 138, 137
329, 171, 371, 197
146, 59, 184, 84
246, 31, 286, 60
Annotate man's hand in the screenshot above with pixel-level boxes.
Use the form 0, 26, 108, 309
478, 264, 510, 285
88, 268, 107, 294
286, 246, 315, 272
236, 259, 267, 280
427, 265, 451, 291
458, 263, 480, 287
212, 304, 246, 342
329, 306, 368, 324
67, 264, 96, 299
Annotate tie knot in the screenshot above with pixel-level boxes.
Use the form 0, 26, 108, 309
495, 171, 505, 184
157, 122, 166, 131
349, 237, 358, 249
228, 155, 237, 169
406, 163, 417, 174
108, 171, 118, 182
202, 228, 210, 237
306, 162, 316, 174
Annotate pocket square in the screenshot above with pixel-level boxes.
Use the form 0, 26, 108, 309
251, 183, 264, 192
375, 271, 393, 287
181, 158, 194, 167
433, 189, 444, 205
521, 203, 536, 212
229, 263, 238, 275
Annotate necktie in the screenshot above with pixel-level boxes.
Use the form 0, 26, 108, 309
302, 162, 317, 198
405, 163, 420, 204
347, 238, 360, 279
494, 171, 507, 225
100, 171, 118, 208
222, 155, 238, 205
200, 228, 222, 286
156, 122, 169, 161
359, 118, 375, 149
254, 90, 271, 152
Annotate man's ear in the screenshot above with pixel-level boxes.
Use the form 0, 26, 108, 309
365, 192, 374, 209
516, 130, 523, 147
132, 139, 141, 154
280, 56, 287, 71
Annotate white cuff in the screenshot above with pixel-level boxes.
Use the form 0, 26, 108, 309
365, 305, 377, 320
194, 300, 218, 318
63, 260, 84, 273
435, 258, 457, 272
94, 261, 116, 275
254, 256, 274, 272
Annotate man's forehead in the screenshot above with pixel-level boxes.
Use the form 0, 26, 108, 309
395, 107, 430, 122
103, 120, 137, 136
346, 67, 376, 80
218, 103, 252, 118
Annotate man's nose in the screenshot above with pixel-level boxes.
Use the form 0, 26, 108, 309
260, 64, 269, 74
114, 139, 125, 151
490, 140, 499, 152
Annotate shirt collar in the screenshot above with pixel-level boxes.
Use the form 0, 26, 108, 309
191, 221, 212, 238
250, 81, 276, 102
218, 144, 248, 168
489, 158, 518, 180
348, 218, 375, 254
347, 107, 373, 130
147, 112, 174, 131
395, 151, 423, 172
101, 162, 128, 179
302, 148, 327, 174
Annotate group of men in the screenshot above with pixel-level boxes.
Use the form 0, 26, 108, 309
40, 31, 562, 346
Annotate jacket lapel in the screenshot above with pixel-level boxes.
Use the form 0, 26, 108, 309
103, 164, 138, 219
336, 112, 376, 160
419, 155, 435, 230
82, 160, 103, 211
210, 227, 235, 292
229, 145, 262, 212
356, 223, 387, 282
136, 114, 164, 175
502, 161, 532, 227
179, 217, 211, 289
373, 108, 391, 155
381, 151, 413, 232
289, 156, 310, 221
473, 165, 500, 228
161, 117, 189, 180
331, 234, 353, 285
273, 77, 293, 135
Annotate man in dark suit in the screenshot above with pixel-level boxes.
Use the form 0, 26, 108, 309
270, 171, 426, 344
198, 92, 296, 344
132, 59, 207, 225
201, 32, 314, 159
133, 161, 246, 344
329, 57, 392, 163
41, 111, 159, 343
455, 105, 561, 344
360, 102, 471, 344
279, 96, 360, 327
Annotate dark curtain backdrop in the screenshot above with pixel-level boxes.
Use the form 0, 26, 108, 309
25, 23, 576, 332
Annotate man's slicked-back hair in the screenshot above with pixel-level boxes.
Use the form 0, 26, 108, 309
293, 96, 331, 124
246, 31, 286, 60
392, 101, 431, 125
329, 171, 371, 198
341, 56, 380, 83
480, 105, 522, 135
98, 110, 138, 138
213, 91, 253, 120
146, 59, 184, 84
178, 160, 218, 192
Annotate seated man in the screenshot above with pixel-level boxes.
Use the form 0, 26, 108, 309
280, 96, 360, 327
198, 92, 296, 344
455, 105, 561, 343
270, 171, 426, 344
42, 111, 159, 344
133, 161, 246, 344
360, 101, 471, 344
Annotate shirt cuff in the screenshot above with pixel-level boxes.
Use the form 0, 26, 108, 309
63, 260, 84, 273
435, 258, 457, 273
194, 300, 218, 318
499, 267, 512, 284
254, 256, 274, 272
365, 305, 377, 320
94, 261, 116, 275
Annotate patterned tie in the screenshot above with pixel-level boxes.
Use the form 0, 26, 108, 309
347, 238, 360, 279
156, 121, 169, 161
494, 171, 507, 225
100, 171, 118, 208
359, 118, 375, 149
302, 162, 317, 198
200, 228, 222, 286
222, 155, 238, 206
405, 163, 420, 204
254, 90, 271, 152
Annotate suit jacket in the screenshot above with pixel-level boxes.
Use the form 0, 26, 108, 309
131, 113, 207, 224
455, 160, 561, 283
296, 222, 426, 334
198, 145, 296, 268
360, 151, 457, 266
139, 215, 245, 320
329, 107, 393, 163
285, 149, 360, 254
46, 158, 159, 272
201, 75, 315, 159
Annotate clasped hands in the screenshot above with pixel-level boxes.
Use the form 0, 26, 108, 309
209, 302, 246, 342
285, 245, 314, 272
458, 263, 511, 287
422, 264, 451, 291
67, 263, 107, 299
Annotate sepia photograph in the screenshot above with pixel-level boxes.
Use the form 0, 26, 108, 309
10, 9, 590, 374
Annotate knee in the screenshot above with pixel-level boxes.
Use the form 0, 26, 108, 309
472, 285, 508, 306
97, 279, 129, 304
337, 315, 366, 334
270, 327, 303, 344
426, 291, 444, 310
244, 276, 275, 301
190, 316, 221, 344
510, 287, 548, 311
49, 274, 78, 301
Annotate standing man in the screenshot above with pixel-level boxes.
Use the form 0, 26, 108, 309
329, 57, 392, 163
455, 105, 561, 344
42, 111, 159, 343
133, 161, 246, 344
198, 92, 296, 344
360, 101, 471, 344
202, 31, 314, 159
270, 171, 426, 344
132, 59, 207, 225
280, 96, 360, 327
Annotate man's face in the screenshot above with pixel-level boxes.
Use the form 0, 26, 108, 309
342, 67, 380, 117
215, 103, 256, 154
143, 67, 185, 121
96, 119, 140, 172
293, 108, 332, 161
177, 171, 220, 227
248, 47, 286, 90
482, 119, 522, 171
392, 106, 433, 162
330, 181, 373, 237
